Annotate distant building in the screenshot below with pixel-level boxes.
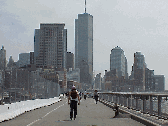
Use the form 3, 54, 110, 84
66, 52, 74, 72
30, 52, 34, 64
94, 73, 101, 90
0, 45, 6, 70
110, 46, 128, 79
145, 68, 154, 92
7, 56, 14, 68
18, 53, 30, 67
67, 68, 80, 83
154, 75, 165, 92
132, 52, 146, 92
55, 68, 67, 93
34, 23, 67, 69
75, 12, 93, 88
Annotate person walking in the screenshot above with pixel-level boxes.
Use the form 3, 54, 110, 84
84, 90, 87, 100
94, 90, 99, 104
68, 86, 80, 120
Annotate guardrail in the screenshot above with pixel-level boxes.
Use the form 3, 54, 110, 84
99, 92, 168, 120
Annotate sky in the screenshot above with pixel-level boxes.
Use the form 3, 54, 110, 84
0, 0, 168, 89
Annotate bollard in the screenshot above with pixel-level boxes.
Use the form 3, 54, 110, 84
143, 96, 146, 114
150, 95, 154, 116
158, 96, 162, 119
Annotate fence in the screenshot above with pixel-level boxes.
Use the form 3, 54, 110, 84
99, 92, 168, 119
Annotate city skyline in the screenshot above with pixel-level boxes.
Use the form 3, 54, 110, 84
0, 0, 167, 89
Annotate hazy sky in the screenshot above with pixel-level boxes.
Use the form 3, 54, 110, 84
0, 0, 168, 89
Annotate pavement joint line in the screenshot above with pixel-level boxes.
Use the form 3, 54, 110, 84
26, 99, 67, 126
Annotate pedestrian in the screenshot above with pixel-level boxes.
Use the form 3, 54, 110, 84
68, 86, 80, 120
94, 90, 99, 104
79, 92, 82, 100
84, 90, 87, 100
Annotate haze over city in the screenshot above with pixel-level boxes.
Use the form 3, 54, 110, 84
0, 0, 167, 89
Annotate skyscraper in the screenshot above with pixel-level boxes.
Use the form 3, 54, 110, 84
110, 46, 128, 78
0, 46, 6, 70
75, 11, 93, 87
34, 23, 67, 69
133, 52, 146, 91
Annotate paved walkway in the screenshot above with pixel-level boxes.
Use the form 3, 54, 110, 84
0, 97, 144, 126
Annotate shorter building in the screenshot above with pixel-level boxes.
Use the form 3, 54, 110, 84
67, 68, 80, 83
104, 70, 133, 92
7, 56, 14, 68
66, 52, 74, 72
94, 73, 101, 90
30, 52, 34, 64
67, 80, 81, 92
145, 68, 154, 92
55, 68, 67, 92
154, 75, 165, 92
18, 53, 30, 67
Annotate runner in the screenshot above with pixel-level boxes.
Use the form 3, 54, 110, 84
94, 90, 99, 104
68, 86, 80, 120
84, 90, 87, 100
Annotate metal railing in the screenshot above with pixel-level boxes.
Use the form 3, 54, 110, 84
99, 92, 168, 119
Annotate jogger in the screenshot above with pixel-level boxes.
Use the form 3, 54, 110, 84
68, 86, 80, 120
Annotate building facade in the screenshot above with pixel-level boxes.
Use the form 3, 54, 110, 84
145, 68, 154, 92
94, 73, 101, 90
110, 46, 128, 78
34, 23, 67, 69
154, 75, 165, 92
0, 46, 6, 70
133, 52, 146, 91
18, 53, 30, 67
75, 13, 93, 88
66, 52, 74, 72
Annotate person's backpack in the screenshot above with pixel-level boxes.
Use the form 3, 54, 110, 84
71, 91, 77, 99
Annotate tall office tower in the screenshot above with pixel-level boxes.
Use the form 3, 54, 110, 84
154, 75, 165, 92
75, 12, 93, 87
34, 23, 67, 69
110, 46, 128, 78
66, 52, 74, 72
133, 52, 146, 91
0, 46, 6, 70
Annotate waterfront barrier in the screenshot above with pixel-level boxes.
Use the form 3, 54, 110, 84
99, 92, 168, 120
0, 97, 61, 122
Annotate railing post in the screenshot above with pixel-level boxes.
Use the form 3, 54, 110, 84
102, 94, 104, 100
116, 95, 118, 104
127, 95, 130, 109
112, 94, 113, 103
158, 96, 162, 119
118, 95, 120, 105
131, 95, 133, 109
108, 94, 110, 102
143, 96, 146, 114
136, 95, 139, 111
150, 95, 153, 116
